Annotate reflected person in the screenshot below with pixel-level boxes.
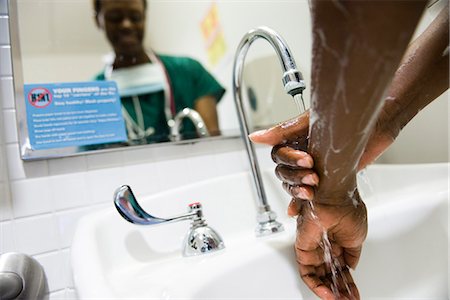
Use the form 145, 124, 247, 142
92, 0, 225, 145
248, 1, 449, 299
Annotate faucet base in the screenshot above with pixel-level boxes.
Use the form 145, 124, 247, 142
255, 220, 284, 237
255, 209, 284, 236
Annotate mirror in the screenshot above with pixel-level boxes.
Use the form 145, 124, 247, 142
10, 0, 312, 160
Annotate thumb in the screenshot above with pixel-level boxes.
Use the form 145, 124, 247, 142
248, 110, 310, 146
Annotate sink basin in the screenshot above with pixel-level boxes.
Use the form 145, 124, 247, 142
71, 163, 448, 299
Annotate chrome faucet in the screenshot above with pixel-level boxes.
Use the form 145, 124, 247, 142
114, 185, 225, 257
169, 108, 210, 142
233, 26, 306, 237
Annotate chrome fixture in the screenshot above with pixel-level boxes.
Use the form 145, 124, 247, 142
233, 26, 306, 237
114, 185, 225, 256
169, 108, 210, 142
0, 252, 49, 300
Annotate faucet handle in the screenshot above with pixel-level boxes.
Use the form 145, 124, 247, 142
114, 185, 195, 225
113, 185, 225, 256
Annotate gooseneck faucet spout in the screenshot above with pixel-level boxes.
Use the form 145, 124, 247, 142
233, 26, 306, 237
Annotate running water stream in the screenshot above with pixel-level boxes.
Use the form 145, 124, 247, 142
308, 201, 354, 299
293, 94, 354, 299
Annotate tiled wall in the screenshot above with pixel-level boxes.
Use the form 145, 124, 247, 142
0, 1, 274, 299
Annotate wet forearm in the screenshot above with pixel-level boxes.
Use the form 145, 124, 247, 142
308, 0, 427, 204
381, 5, 449, 136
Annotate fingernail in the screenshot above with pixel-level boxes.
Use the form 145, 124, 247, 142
301, 174, 318, 186
295, 187, 310, 199
248, 129, 267, 139
297, 156, 313, 168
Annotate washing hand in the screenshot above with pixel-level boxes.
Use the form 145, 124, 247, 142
249, 111, 368, 299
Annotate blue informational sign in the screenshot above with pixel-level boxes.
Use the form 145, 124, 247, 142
24, 81, 127, 150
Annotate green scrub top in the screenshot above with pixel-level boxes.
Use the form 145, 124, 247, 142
94, 54, 225, 144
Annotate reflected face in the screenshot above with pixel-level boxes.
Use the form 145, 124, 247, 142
97, 0, 146, 57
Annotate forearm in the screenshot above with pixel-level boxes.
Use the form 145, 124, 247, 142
379, 5, 449, 137
308, 0, 427, 204
358, 5, 449, 170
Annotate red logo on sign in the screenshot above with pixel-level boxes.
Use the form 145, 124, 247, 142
28, 87, 52, 108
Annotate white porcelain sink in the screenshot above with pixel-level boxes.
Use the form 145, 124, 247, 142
72, 163, 449, 299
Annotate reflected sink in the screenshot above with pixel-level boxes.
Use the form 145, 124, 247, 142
71, 163, 448, 299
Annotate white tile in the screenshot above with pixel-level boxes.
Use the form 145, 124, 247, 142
48, 156, 87, 175
154, 157, 191, 194
23, 159, 49, 178
122, 146, 157, 165
0, 77, 15, 109
61, 249, 74, 288
55, 207, 91, 248
0, 0, 8, 15
6, 144, 49, 179
0, 46, 12, 75
14, 214, 60, 254
50, 172, 88, 211
64, 288, 78, 300
0, 147, 4, 181
0, 159, 3, 184
123, 162, 161, 198
0, 182, 13, 220
86, 150, 124, 170
5, 143, 25, 179
85, 166, 125, 204
0, 17, 9, 45
212, 149, 247, 176
10, 178, 53, 218
34, 251, 66, 292
0, 221, 16, 252
2, 109, 17, 143
185, 152, 217, 184
49, 290, 66, 300
255, 145, 275, 170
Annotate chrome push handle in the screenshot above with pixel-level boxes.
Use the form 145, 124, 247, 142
114, 185, 199, 225
113, 185, 225, 256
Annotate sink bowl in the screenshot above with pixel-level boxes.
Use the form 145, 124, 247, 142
71, 163, 448, 299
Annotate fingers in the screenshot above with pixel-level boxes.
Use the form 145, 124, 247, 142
298, 264, 336, 300
276, 165, 319, 187
287, 198, 302, 217
248, 110, 310, 146
271, 145, 312, 168
343, 246, 363, 270
283, 183, 315, 201
297, 255, 360, 300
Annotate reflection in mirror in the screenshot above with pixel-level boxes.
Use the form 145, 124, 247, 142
243, 54, 306, 130
11, 0, 311, 160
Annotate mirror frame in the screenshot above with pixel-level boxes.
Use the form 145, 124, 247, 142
8, 0, 241, 161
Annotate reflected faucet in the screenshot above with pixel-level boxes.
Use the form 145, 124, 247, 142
169, 108, 210, 142
114, 185, 225, 257
233, 26, 306, 237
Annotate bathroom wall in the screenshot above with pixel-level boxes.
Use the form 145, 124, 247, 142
0, 1, 448, 299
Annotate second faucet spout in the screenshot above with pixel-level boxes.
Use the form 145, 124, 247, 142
169, 108, 210, 142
